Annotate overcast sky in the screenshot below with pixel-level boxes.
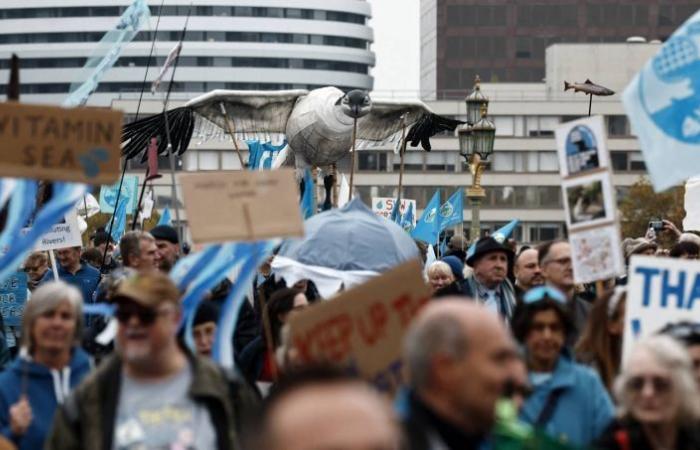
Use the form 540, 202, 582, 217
366, 0, 420, 96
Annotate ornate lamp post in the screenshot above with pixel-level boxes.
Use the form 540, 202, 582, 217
456, 76, 496, 242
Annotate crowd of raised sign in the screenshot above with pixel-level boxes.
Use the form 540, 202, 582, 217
0, 220, 698, 450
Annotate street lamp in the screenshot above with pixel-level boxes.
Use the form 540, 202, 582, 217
456, 75, 496, 243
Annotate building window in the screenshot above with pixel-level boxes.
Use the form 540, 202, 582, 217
358, 152, 388, 171
610, 152, 628, 172
607, 115, 629, 136
629, 152, 646, 171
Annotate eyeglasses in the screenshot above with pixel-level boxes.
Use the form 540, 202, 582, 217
660, 321, 700, 344
626, 375, 672, 394
115, 305, 166, 326
523, 286, 567, 305
543, 257, 572, 267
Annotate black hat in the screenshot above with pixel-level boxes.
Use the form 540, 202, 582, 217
150, 225, 179, 244
193, 300, 220, 327
466, 236, 514, 267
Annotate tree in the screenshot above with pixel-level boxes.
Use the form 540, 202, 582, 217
618, 177, 685, 247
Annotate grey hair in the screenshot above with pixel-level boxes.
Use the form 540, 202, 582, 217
679, 233, 700, 247
20, 280, 84, 353
614, 335, 700, 424
120, 230, 155, 267
403, 314, 467, 389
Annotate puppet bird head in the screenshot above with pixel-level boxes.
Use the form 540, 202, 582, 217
338, 89, 372, 119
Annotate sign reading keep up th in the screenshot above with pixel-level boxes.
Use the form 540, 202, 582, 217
0, 102, 123, 184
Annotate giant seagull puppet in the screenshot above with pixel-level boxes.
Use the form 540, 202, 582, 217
121, 86, 464, 170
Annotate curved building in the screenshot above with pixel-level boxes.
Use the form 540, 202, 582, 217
0, 0, 374, 106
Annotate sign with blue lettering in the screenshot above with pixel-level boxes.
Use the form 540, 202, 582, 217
622, 10, 700, 192
0, 271, 28, 327
625, 256, 700, 360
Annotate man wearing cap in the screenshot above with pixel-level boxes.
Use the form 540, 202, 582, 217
452, 237, 517, 321
47, 272, 259, 450
149, 225, 181, 273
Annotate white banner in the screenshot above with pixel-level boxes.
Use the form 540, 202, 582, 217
372, 197, 417, 225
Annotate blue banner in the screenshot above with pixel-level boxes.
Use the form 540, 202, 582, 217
399, 202, 415, 233
110, 196, 128, 243
157, 207, 172, 226
301, 169, 315, 219
439, 189, 464, 231
622, 10, 700, 191
411, 190, 441, 244
99, 175, 139, 214
0, 272, 28, 327
247, 140, 287, 170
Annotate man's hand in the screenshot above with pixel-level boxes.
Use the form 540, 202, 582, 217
9, 396, 32, 436
662, 219, 682, 239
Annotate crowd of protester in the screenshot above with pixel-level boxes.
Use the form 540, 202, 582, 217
0, 218, 695, 450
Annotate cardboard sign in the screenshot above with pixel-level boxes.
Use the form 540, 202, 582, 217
21, 209, 83, 251
0, 272, 28, 327
624, 256, 700, 361
555, 115, 609, 178
562, 171, 616, 231
569, 224, 624, 284
180, 169, 303, 243
0, 102, 123, 184
288, 259, 431, 393
99, 175, 139, 214
372, 197, 417, 225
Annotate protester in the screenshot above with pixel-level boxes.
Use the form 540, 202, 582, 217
453, 237, 517, 320
426, 261, 455, 294
90, 231, 118, 273
575, 287, 626, 392
538, 240, 591, 345
595, 335, 700, 450
512, 286, 614, 446
40, 246, 100, 305
239, 288, 308, 383
679, 232, 700, 247
441, 255, 464, 281
660, 321, 700, 388
119, 230, 159, 273
621, 237, 657, 268
513, 247, 544, 299
445, 234, 467, 262
149, 224, 180, 272
192, 300, 220, 358
669, 241, 699, 259
80, 248, 103, 270
0, 282, 90, 450
399, 299, 518, 449
46, 272, 259, 450
253, 366, 402, 450
23, 252, 49, 292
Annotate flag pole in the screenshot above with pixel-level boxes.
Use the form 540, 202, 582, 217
397, 118, 408, 204
348, 118, 358, 203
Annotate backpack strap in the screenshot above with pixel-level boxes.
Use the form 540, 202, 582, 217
535, 388, 563, 428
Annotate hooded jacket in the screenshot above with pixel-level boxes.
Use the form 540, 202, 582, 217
0, 348, 91, 450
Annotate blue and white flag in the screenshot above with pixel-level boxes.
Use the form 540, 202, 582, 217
390, 197, 401, 223
0, 180, 38, 254
109, 197, 128, 243
300, 169, 315, 219
64, 0, 151, 107
411, 190, 441, 244
399, 202, 415, 233
622, 9, 700, 191
466, 219, 520, 261
439, 189, 464, 231
157, 207, 172, 226
247, 140, 287, 170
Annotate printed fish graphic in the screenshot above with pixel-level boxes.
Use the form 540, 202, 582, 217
564, 79, 615, 96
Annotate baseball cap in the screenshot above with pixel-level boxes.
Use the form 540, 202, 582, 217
112, 272, 180, 309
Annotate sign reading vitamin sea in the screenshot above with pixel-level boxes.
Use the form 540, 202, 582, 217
0, 102, 123, 184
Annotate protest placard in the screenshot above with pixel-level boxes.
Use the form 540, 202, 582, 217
99, 175, 139, 214
0, 272, 28, 327
288, 259, 431, 394
624, 255, 700, 360
20, 209, 82, 251
372, 197, 417, 225
0, 102, 123, 184
180, 169, 303, 243
569, 224, 624, 284
562, 172, 616, 230
555, 115, 609, 179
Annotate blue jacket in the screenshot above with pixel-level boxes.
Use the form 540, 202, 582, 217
520, 351, 614, 446
0, 349, 91, 450
40, 263, 100, 304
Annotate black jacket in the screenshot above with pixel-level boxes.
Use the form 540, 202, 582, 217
595, 417, 700, 450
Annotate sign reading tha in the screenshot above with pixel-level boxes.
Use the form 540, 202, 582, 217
288, 260, 431, 394
180, 169, 303, 243
624, 256, 700, 360
0, 102, 123, 184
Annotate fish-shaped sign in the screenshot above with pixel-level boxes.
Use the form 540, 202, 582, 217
564, 79, 615, 96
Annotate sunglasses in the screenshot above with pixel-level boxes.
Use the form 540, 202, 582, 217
626, 375, 672, 394
115, 306, 164, 326
523, 286, 567, 305
661, 322, 700, 343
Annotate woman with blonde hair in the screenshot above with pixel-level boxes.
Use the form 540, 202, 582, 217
595, 335, 700, 450
425, 261, 455, 294
0, 282, 91, 450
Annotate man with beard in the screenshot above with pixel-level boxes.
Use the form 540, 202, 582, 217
46, 272, 259, 450
513, 248, 544, 300
149, 225, 180, 273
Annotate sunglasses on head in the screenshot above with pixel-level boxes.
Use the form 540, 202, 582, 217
115, 305, 160, 326
660, 322, 700, 343
522, 286, 567, 305
626, 375, 672, 394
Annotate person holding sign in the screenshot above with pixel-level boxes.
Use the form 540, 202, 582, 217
39, 247, 100, 306
0, 282, 90, 450
595, 335, 700, 450
513, 286, 614, 446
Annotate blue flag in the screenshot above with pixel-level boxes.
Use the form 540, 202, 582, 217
301, 169, 315, 219
466, 219, 520, 261
400, 202, 415, 232
439, 189, 464, 231
390, 197, 401, 223
247, 140, 287, 170
157, 207, 172, 226
110, 197, 128, 243
622, 10, 700, 191
439, 234, 449, 257
411, 190, 441, 244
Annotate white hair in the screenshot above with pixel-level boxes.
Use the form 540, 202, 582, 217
426, 261, 453, 280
